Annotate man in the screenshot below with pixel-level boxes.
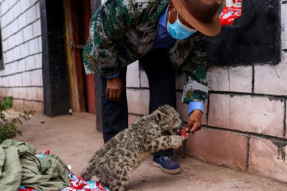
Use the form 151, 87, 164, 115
83, 0, 222, 175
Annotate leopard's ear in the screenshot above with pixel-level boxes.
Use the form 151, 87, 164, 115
155, 110, 166, 121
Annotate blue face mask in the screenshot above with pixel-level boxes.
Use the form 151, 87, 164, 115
167, 13, 197, 40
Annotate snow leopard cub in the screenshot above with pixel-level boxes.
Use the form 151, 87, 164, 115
81, 105, 183, 191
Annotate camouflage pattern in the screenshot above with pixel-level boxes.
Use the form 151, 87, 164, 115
83, 0, 209, 103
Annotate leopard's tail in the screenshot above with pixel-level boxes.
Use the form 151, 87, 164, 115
81, 164, 94, 180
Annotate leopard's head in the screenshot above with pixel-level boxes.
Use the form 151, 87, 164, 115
153, 105, 182, 135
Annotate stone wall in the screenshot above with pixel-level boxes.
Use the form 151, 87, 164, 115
126, 1, 287, 183
0, 0, 43, 112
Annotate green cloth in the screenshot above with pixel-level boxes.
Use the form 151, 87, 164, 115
0, 140, 71, 191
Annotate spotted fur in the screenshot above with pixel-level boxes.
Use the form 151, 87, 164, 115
81, 105, 183, 191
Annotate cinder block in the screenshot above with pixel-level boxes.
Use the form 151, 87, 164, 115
254, 61, 287, 95
208, 94, 284, 138
140, 71, 149, 88
175, 75, 185, 90
28, 38, 39, 54
22, 72, 31, 86
176, 92, 207, 125
20, 0, 31, 13
128, 114, 140, 126
25, 55, 35, 70
249, 137, 287, 182
26, 5, 37, 24
126, 61, 140, 88
206, 66, 229, 91
31, 101, 43, 113
20, 42, 30, 58
30, 69, 42, 86
208, 94, 231, 128
282, 3, 287, 49
18, 87, 28, 99
36, 87, 43, 101
23, 25, 33, 42
27, 87, 37, 100
127, 89, 149, 115
186, 128, 248, 171
32, 19, 41, 37
229, 66, 252, 93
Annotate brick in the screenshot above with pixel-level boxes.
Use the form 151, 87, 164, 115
20, 0, 31, 12
32, 19, 41, 37
208, 94, 231, 128
282, 3, 287, 49
249, 137, 287, 182
140, 71, 149, 88
12, 87, 19, 98
15, 30, 24, 46
254, 60, 287, 95
175, 74, 185, 90
28, 38, 39, 54
20, 42, 29, 58
176, 92, 207, 125
229, 66, 252, 92
34, 53, 42, 68
13, 46, 21, 61
14, 73, 22, 86
22, 72, 31, 86
18, 13, 27, 29
30, 69, 42, 86
31, 101, 43, 113
186, 128, 248, 171
27, 87, 37, 100
23, 25, 33, 42
38, 37, 42, 52
127, 89, 149, 115
12, 2, 21, 19
18, 87, 28, 99
206, 66, 229, 91
36, 87, 43, 101
128, 114, 140, 126
208, 94, 284, 137
26, 5, 37, 24
126, 61, 140, 88
25, 55, 35, 70
35, 2, 40, 19
18, 59, 26, 72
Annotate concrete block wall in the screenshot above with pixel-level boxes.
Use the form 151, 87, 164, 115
126, 1, 287, 183
0, 0, 43, 112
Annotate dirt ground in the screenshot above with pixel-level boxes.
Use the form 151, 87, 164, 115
13, 112, 287, 191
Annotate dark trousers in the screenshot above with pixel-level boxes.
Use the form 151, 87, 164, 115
101, 48, 176, 156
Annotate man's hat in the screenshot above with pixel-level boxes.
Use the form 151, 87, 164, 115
172, 0, 222, 36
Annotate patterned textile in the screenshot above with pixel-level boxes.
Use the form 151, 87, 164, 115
18, 151, 110, 191
83, 0, 209, 103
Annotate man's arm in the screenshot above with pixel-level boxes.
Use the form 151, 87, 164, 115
182, 33, 209, 132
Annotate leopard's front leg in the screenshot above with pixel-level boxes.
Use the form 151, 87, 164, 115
146, 135, 183, 153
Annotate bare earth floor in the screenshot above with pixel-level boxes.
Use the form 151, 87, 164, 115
14, 112, 287, 191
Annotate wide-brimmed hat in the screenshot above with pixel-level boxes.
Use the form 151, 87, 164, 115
172, 0, 222, 36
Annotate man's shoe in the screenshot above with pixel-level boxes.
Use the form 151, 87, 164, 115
153, 156, 181, 175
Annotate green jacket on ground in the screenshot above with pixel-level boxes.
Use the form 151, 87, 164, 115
0, 140, 70, 191
83, 0, 209, 103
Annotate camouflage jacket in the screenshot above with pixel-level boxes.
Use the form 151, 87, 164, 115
83, 0, 209, 103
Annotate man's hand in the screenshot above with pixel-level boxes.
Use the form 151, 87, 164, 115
187, 110, 202, 134
106, 76, 124, 102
